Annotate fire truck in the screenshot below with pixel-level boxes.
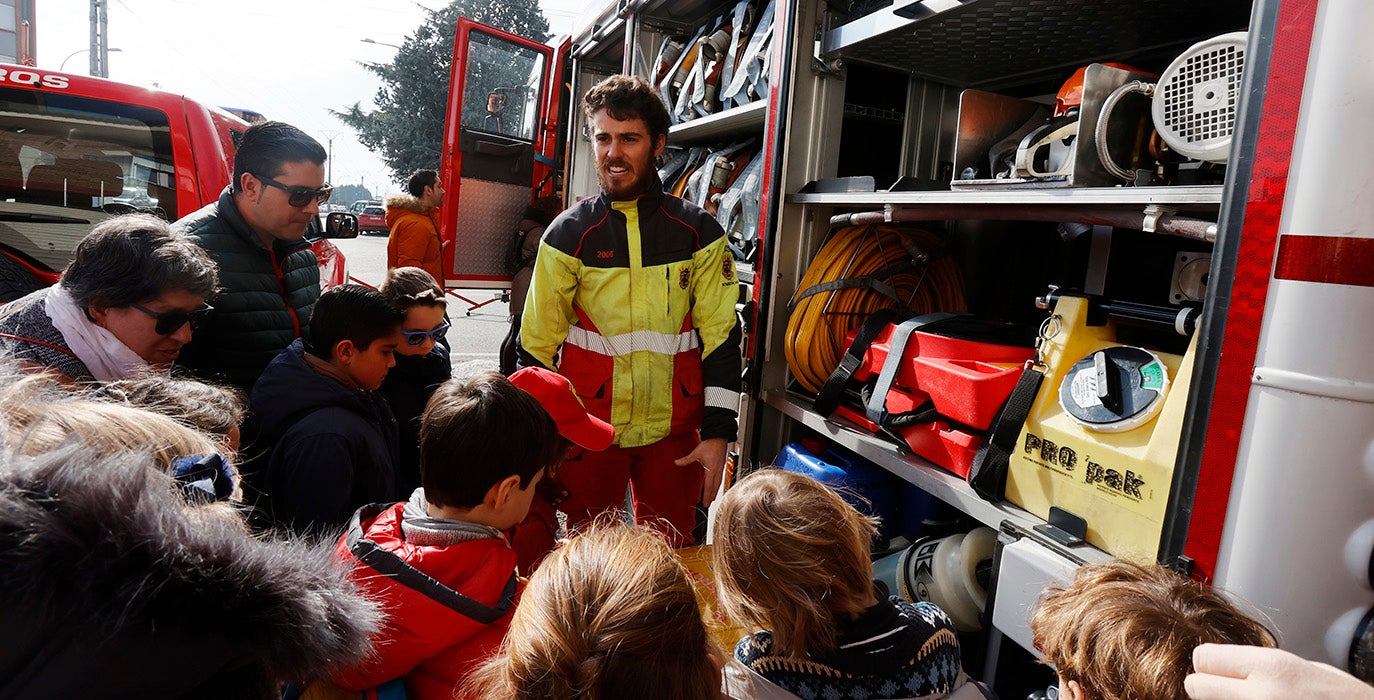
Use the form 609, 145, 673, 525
0, 66, 354, 303
439, 0, 1374, 691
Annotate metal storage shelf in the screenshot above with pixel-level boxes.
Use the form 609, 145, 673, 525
822, 0, 1252, 90
767, 391, 1046, 532
765, 391, 1114, 564
668, 100, 767, 143
790, 185, 1223, 213
638, 0, 738, 27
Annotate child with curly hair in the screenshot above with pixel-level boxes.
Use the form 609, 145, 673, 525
712, 470, 965, 699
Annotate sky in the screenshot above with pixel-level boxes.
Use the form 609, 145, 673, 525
36, 0, 595, 197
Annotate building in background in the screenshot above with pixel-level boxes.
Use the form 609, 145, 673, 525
0, 0, 35, 65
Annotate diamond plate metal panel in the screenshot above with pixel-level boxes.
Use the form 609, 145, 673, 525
829, 0, 1252, 89
450, 177, 529, 282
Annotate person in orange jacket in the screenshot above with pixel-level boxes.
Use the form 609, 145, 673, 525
385, 169, 445, 284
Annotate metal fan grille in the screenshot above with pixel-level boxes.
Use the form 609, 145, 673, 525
1159, 44, 1245, 148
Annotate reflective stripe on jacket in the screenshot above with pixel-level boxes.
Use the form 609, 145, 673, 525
520, 181, 741, 447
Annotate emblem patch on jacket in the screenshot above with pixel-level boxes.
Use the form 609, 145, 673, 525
679, 267, 691, 289
722, 253, 735, 281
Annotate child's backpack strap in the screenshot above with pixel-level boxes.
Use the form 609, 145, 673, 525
346, 503, 518, 624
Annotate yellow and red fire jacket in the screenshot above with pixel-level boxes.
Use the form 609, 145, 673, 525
519, 183, 741, 448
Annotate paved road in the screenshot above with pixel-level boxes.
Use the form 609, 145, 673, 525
328, 231, 510, 372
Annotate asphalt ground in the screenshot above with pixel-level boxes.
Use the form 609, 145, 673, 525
328, 231, 507, 375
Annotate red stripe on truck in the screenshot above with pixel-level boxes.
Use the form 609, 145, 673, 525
1274, 235, 1374, 288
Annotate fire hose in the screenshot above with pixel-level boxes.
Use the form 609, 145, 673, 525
785, 225, 967, 393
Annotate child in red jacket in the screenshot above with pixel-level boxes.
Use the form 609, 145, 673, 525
330, 369, 613, 700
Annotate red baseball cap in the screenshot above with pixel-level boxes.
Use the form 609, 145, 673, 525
509, 367, 615, 451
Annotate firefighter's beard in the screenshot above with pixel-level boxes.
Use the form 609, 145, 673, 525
597, 155, 655, 201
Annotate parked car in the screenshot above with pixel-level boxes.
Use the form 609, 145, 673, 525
349, 199, 381, 214
0, 65, 355, 301
358, 205, 388, 235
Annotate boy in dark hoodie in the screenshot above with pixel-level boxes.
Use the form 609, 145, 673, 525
330, 369, 613, 700
251, 283, 404, 535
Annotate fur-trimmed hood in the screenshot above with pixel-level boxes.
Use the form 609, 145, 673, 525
0, 442, 382, 699
384, 193, 430, 217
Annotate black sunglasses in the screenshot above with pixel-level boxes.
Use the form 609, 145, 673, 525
399, 319, 451, 346
130, 302, 214, 335
253, 173, 333, 208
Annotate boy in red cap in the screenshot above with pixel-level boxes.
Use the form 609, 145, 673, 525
330, 369, 612, 700
507, 366, 616, 572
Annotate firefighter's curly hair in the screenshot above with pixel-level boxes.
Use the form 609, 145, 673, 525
1031, 559, 1276, 700
582, 75, 671, 142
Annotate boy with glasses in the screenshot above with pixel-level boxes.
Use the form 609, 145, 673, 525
250, 283, 405, 535
173, 120, 332, 392
379, 266, 453, 497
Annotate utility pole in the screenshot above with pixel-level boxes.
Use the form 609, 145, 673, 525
89, 0, 110, 78
321, 130, 340, 188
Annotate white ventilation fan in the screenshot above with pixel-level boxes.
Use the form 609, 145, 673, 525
1097, 32, 1248, 180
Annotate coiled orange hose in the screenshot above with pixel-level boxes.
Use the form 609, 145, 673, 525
784, 225, 967, 393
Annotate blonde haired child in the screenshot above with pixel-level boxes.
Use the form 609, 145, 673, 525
713, 469, 963, 699
0, 369, 240, 506
464, 523, 721, 700
96, 375, 246, 455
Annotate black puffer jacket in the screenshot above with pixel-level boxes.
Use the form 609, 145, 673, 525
0, 441, 381, 699
378, 342, 451, 497
173, 188, 320, 390
252, 339, 400, 536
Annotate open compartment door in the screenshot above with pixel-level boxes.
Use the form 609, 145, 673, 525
439, 18, 554, 290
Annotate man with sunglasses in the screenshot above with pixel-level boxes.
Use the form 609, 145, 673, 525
384, 169, 446, 285
172, 120, 332, 391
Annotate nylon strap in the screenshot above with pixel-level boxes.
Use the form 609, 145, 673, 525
864, 312, 959, 425
790, 259, 917, 308
968, 365, 1045, 501
346, 503, 517, 624
812, 307, 908, 416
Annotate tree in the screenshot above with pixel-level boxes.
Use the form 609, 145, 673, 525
335, 0, 550, 184
330, 183, 374, 206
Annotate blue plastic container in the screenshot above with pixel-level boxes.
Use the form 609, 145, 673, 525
774, 440, 901, 540
897, 480, 953, 539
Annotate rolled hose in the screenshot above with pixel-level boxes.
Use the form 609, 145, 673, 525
784, 225, 967, 394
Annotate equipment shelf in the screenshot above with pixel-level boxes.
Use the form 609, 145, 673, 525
763, 389, 1111, 565
821, 0, 1252, 91
790, 185, 1223, 212
668, 99, 768, 143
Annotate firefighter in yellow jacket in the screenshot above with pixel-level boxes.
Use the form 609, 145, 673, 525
518, 75, 741, 550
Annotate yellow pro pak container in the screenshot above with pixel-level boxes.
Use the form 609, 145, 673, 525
1005, 295, 1196, 562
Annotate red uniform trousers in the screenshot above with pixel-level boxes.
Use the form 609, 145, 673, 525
511, 431, 702, 571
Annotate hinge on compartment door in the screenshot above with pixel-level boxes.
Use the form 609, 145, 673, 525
813, 55, 844, 78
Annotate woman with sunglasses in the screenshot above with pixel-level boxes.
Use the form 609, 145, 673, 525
0, 213, 218, 385
378, 266, 453, 496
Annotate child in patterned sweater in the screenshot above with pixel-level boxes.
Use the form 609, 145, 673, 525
712, 469, 968, 700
